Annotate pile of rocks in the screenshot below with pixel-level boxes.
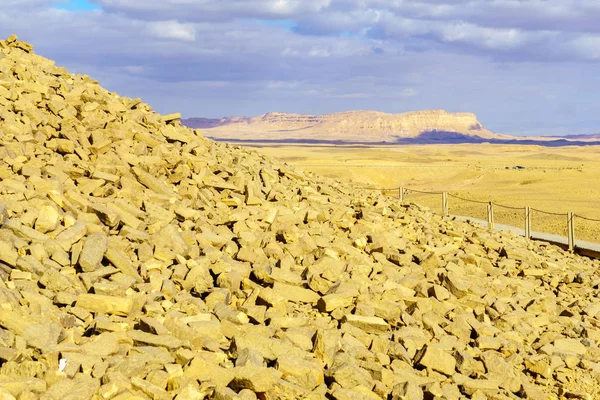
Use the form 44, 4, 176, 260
0, 34, 599, 399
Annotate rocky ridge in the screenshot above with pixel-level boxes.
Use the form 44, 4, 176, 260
184, 110, 500, 143
0, 34, 600, 399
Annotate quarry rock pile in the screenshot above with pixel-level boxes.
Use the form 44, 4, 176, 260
1, 34, 600, 399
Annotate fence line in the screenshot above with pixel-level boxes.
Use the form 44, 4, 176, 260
575, 214, 600, 223
447, 193, 489, 205
405, 188, 443, 195
360, 185, 600, 254
530, 207, 568, 217
494, 203, 525, 211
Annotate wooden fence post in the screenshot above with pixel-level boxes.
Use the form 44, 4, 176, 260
399, 187, 404, 202
568, 212, 575, 251
442, 192, 448, 216
525, 206, 531, 239
487, 202, 495, 229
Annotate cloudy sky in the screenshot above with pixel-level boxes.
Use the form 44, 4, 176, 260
1, 0, 599, 136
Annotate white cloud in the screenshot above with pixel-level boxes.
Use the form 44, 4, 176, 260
330, 92, 371, 99
266, 80, 302, 89
399, 88, 417, 98
569, 35, 600, 60
438, 23, 526, 50
77, 0, 600, 63
146, 20, 196, 41
123, 65, 144, 73
308, 46, 331, 57
93, 0, 334, 21
372, 0, 600, 33
4, 0, 55, 7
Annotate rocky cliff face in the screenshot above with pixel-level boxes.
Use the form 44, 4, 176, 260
184, 110, 499, 143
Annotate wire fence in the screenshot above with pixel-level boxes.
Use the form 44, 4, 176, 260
404, 188, 444, 214
447, 193, 489, 221
530, 208, 568, 238
363, 185, 600, 253
494, 203, 526, 234
573, 214, 600, 244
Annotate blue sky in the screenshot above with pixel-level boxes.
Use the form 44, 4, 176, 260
2, 1, 600, 136
259, 20, 296, 31
55, 0, 100, 11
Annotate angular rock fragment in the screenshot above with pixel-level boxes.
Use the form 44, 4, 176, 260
229, 365, 283, 393
342, 314, 389, 334
414, 345, 456, 376
76, 294, 133, 316
276, 355, 324, 390
34, 205, 59, 233
318, 292, 356, 312
553, 338, 587, 356
78, 232, 108, 272
0, 204, 9, 227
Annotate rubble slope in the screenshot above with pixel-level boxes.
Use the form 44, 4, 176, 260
1, 35, 600, 399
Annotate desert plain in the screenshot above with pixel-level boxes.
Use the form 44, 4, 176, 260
253, 143, 600, 244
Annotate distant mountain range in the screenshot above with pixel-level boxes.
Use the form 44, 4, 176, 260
549, 133, 600, 140
182, 110, 600, 146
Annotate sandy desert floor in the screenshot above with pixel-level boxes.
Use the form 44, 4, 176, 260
251, 143, 600, 244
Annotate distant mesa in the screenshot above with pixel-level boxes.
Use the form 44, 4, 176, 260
551, 133, 600, 140
183, 110, 500, 143
183, 110, 600, 146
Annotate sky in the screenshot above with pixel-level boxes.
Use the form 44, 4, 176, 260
1, 1, 600, 136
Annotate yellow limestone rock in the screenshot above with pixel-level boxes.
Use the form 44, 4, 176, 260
34, 205, 60, 233
414, 345, 456, 376
78, 232, 108, 272
76, 294, 133, 316
342, 314, 389, 334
